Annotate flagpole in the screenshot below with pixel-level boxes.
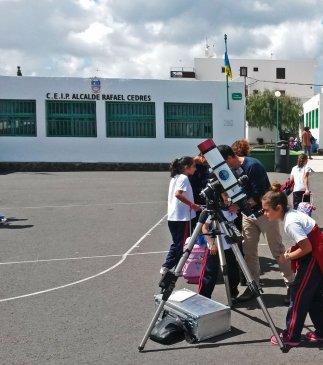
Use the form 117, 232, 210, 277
224, 34, 229, 110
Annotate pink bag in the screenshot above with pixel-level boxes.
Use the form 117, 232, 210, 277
182, 244, 207, 284
297, 193, 315, 217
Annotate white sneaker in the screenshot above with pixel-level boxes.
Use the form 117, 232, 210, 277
160, 267, 169, 275
0, 217, 7, 225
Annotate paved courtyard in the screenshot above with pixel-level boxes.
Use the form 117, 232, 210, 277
0, 170, 322, 364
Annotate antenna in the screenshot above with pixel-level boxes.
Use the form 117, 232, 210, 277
205, 36, 214, 58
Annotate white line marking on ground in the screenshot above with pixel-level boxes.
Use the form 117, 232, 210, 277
0, 250, 168, 266
0, 215, 167, 303
1, 201, 166, 210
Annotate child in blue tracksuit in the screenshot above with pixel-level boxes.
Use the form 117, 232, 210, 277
262, 183, 323, 347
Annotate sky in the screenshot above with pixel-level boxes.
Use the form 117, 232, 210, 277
0, 0, 322, 85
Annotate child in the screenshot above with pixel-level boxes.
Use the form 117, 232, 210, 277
290, 154, 312, 209
262, 184, 323, 347
160, 156, 201, 274
198, 210, 240, 301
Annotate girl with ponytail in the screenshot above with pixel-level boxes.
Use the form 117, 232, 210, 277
262, 184, 323, 347
160, 156, 201, 274
290, 153, 312, 209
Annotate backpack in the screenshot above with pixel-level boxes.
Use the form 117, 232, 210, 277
150, 311, 196, 345
182, 241, 207, 284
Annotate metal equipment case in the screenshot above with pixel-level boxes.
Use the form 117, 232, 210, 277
155, 289, 231, 341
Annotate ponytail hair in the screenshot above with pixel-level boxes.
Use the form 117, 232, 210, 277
262, 182, 289, 214
170, 156, 194, 177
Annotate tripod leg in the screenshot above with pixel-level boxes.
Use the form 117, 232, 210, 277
214, 221, 232, 307
138, 300, 167, 351
138, 210, 209, 351
230, 242, 286, 351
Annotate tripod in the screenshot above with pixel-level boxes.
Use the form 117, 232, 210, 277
138, 205, 286, 352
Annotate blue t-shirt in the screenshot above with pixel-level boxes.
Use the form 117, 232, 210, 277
241, 156, 270, 206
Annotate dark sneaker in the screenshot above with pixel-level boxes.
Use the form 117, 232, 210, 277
236, 287, 255, 302
306, 331, 323, 342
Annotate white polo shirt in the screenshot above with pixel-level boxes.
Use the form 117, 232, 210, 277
167, 174, 196, 221
290, 165, 312, 192
284, 209, 315, 244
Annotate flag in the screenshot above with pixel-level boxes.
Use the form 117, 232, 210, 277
224, 51, 232, 79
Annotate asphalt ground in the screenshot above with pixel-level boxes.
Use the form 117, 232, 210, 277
0, 171, 322, 365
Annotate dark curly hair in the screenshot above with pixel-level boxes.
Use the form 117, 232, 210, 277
169, 156, 194, 177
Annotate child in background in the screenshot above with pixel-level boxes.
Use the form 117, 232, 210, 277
290, 154, 312, 209
160, 157, 201, 274
262, 184, 323, 347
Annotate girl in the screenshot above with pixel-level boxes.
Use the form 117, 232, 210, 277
262, 184, 323, 347
160, 157, 201, 274
290, 153, 312, 209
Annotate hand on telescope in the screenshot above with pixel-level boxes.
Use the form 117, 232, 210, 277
228, 203, 239, 214
191, 203, 202, 212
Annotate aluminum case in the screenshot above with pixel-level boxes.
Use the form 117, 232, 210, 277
154, 288, 231, 341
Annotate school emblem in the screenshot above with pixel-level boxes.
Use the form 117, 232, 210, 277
91, 77, 101, 93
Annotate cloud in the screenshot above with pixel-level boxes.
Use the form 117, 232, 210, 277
0, 0, 322, 87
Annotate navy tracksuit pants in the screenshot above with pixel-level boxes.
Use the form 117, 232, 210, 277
163, 219, 196, 270
286, 254, 323, 341
198, 248, 240, 299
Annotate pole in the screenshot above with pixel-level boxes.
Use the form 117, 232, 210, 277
276, 98, 279, 142
244, 75, 247, 138
224, 34, 229, 110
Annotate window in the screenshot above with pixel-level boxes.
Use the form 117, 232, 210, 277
305, 113, 308, 127
221, 67, 225, 73
311, 110, 315, 129
0, 99, 36, 136
164, 103, 212, 138
46, 101, 96, 137
106, 102, 155, 138
253, 67, 258, 72
316, 108, 319, 129
276, 68, 285, 79
240, 66, 248, 77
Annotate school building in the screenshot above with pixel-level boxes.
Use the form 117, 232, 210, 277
0, 76, 245, 164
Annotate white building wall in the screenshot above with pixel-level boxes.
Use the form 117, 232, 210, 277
246, 126, 276, 144
194, 57, 316, 144
0, 76, 245, 163
194, 58, 315, 101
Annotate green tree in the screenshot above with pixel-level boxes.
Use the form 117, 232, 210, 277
246, 89, 302, 135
